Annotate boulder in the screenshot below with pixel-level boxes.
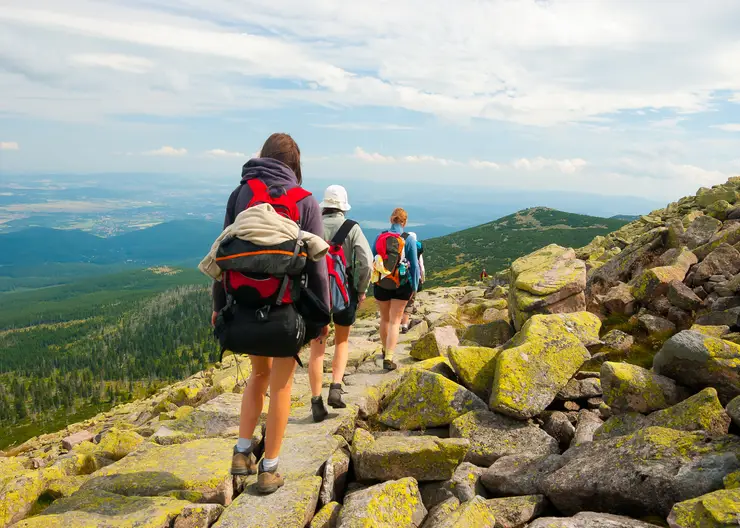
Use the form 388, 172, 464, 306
481, 453, 563, 497
213, 476, 321, 528
693, 243, 740, 282
310, 502, 341, 528
601, 330, 635, 353
653, 331, 740, 403
319, 447, 350, 507
727, 396, 740, 428
174, 504, 224, 528
596, 388, 730, 439
631, 248, 697, 302
486, 495, 549, 528
668, 488, 740, 528
490, 314, 593, 419
461, 321, 513, 348
528, 512, 663, 528
351, 428, 469, 482
13, 489, 190, 528
400, 321, 430, 343
409, 356, 457, 379
601, 362, 689, 413
420, 497, 460, 528
337, 477, 427, 528
420, 462, 486, 506
410, 327, 459, 361
0, 467, 59, 526
572, 410, 603, 446
603, 283, 637, 315
691, 324, 731, 339
62, 431, 94, 451
697, 186, 739, 207
450, 410, 559, 466
589, 228, 667, 292
424, 496, 496, 528
540, 427, 740, 517
95, 428, 145, 461
153, 392, 244, 441
542, 411, 575, 450
557, 378, 602, 400
682, 215, 722, 249
447, 346, 501, 399
638, 313, 676, 336
668, 281, 704, 311
378, 369, 487, 430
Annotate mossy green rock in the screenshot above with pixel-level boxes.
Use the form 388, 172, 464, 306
410, 327, 459, 361
96, 427, 145, 461
601, 362, 689, 413
351, 428, 469, 482
447, 346, 501, 399
541, 427, 740, 517
213, 476, 322, 528
490, 314, 592, 419
653, 331, 740, 404
668, 488, 740, 527
310, 501, 341, 528
486, 494, 548, 527
461, 321, 513, 349
378, 369, 487, 430
409, 356, 457, 379
691, 325, 731, 339
80, 438, 235, 504
0, 466, 60, 526
427, 495, 496, 528
724, 471, 740, 490
697, 186, 739, 207
14, 488, 190, 528
337, 477, 427, 528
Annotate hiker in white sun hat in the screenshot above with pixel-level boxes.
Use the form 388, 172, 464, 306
319, 184, 352, 212
309, 184, 373, 422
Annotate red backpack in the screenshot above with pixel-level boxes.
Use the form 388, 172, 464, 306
374, 231, 410, 290
326, 220, 357, 313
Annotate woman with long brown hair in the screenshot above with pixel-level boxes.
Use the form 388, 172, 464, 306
210, 133, 329, 494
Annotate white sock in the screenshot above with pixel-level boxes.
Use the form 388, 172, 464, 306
236, 437, 252, 451
262, 457, 279, 471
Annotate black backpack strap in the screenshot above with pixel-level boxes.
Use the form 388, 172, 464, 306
401, 232, 410, 240
331, 220, 358, 246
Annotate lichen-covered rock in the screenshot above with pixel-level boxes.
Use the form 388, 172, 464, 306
653, 331, 740, 404
597, 388, 730, 439
96, 427, 144, 461
450, 410, 558, 466
400, 321, 430, 343
668, 488, 740, 528
0, 466, 59, 526
693, 243, 740, 282
310, 502, 341, 528
420, 461, 487, 507
80, 438, 236, 504
631, 248, 697, 302
690, 325, 731, 338
572, 410, 603, 446
15, 489, 190, 528
682, 215, 722, 249
213, 476, 322, 528
528, 512, 663, 528
174, 503, 224, 528
601, 329, 635, 353
409, 356, 457, 379
726, 396, 740, 428
420, 497, 460, 528
426, 496, 496, 528
378, 369, 487, 430
481, 454, 563, 497
557, 378, 602, 400
486, 495, 548, 528
540, 427, 740, 517
337, 477, 427, 528
410, 327, 460, 360
490, 314, 593, 419
461, 321, 513, 349
601, 362, 689, 413
351, 428, 468, 482
62, 430, 94, 451
447, 346, 501, 399
160, 392, 243, 440
320, 447, 350, 507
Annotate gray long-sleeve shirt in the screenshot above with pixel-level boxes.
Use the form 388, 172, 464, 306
322, 211, 373, 294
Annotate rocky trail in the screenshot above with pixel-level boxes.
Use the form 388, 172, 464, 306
3, 177, 740, 527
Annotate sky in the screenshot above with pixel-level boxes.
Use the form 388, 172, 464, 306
1, 0, 740, 202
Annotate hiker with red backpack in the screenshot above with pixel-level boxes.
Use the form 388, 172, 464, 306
308, 185, 373, 422
203, 133, 331, 495
371, 208, 421, 370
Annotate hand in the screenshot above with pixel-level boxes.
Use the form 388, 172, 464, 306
211, 311, 218, 327
358, 293, 366, 307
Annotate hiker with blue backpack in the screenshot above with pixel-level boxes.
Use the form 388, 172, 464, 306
371, 208, 421, 370
308, 185, 373, 422
202, 133, 331, 495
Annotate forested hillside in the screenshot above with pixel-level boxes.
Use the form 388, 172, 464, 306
423, 207, 629, 287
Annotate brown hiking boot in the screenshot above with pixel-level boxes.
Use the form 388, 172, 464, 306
383, 359, 397, 371
231, 446, 258, 476
257, 461, 284, 494
327, 383, 347, 409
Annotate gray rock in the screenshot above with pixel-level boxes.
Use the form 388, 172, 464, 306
62, 431, 94, 451
486, 495, 549, 527
681, 214, 722, 249
337, 478, 427, 528
726, 395, 740, 428
450, 410, 559, 467
667, 280, 704, 311
423, 496, 495, 528
319, 447, 350, 508
420, 462, 486, 507
174, 503, 224, 528
601, 330, 634, 353
461, 321, 513, 348
695, 310, 740, 327
666, 307, 693, 331
420, 497, 460, 528
711, 295, 740, 312
693, 285, 708, 299
653, 330, 740, 404
638, 313, 676, 336
410, 327, 460, 361
601, 361, 689, 414
542, 411, 575, 451
572, 410, 603, 447
540, 427, 740, 517
528, 512, 663, 528
480, 454, 563, 497
693, 243, 740, 284
557, 378, 602, 400
603, 283, 637, 315
693, 224, 740, 261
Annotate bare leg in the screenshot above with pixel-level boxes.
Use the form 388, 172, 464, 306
308, 338, 326, 398
332, 325, 352, 383
385, 299, 408, 361
239, 356, 272, 441
263, 357, 298, 460
377, 300, 391, 354
401, 312, 410, 327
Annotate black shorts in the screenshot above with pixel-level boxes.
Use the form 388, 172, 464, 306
374, 283, 414, 302
332, 288, 358, 327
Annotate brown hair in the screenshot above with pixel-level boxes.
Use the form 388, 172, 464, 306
390, 207, 408, 226
260, 133, 302, 184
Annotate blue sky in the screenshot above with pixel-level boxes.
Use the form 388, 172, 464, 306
1, 0, 740, 202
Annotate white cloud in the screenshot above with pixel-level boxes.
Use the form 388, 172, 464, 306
353, 147, 457, 166
513, 157, 588, 174
712, 124, 740, 132
144, 146, 187, 156
70, 53, 154, 74
205, 148, 246, 158
312, 123, 416, 131
0, 141, 19, 151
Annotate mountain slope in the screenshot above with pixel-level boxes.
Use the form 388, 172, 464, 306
423, 207, 629, 287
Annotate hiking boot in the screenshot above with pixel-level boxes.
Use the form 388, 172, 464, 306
327, 383, 347, 409
400, 325, 409, 334
231, 445, 258, 476
257, 460, 284, 494
311, 396, 329, 422
383, 359, 397, 371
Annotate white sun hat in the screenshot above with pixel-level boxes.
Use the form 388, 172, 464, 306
319, 184, 351, 211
